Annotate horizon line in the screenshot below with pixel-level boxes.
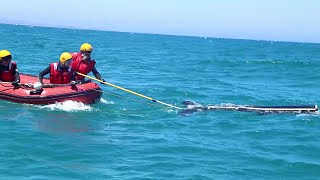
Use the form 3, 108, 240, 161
0, 22, 319, 45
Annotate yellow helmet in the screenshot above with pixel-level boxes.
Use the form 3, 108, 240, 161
80, 43, 93, 51
0, 50, 11, 60
60, 52, 72, 64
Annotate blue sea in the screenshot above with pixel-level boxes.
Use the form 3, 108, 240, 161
0, 23, 320, 179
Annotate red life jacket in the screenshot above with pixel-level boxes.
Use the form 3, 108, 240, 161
49, 63, 72, 84
71, 52, 96, 80
0, 61, 17, 82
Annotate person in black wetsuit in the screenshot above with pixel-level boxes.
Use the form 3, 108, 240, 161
38, 52, 76, 86
0, 50, 20, 87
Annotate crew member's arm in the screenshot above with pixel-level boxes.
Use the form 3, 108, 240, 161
38, 65, 51, 84
92, 66, 101, 79
92, 66, 105, 83
14, 70, 20, 83
70, 71, 76, 81
11, 65, 21, 87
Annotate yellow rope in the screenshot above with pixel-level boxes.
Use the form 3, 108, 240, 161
76, 72, 183, 110
90, 88, 172, 109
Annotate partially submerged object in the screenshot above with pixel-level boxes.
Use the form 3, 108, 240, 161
180, 101, 318, 115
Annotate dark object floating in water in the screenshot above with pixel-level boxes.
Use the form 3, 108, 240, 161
180, 101, 318, 115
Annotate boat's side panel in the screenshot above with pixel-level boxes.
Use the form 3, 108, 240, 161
0, 74, 102, 104
0, 88, 102, 104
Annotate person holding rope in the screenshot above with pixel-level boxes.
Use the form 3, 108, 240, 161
38, 52, 76, 86
71, 43, 105, 83
0, 50, 20, 87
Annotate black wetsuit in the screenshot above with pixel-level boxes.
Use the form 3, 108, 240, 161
38, 63, 75, 84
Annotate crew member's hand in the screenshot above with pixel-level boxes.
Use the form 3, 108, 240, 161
100, 79, 106, 84
12, 81, 20, 87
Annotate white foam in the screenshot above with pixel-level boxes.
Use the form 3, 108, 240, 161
166, 109, 176, 113
296, 111, 320, 117
220, 103, 237, 107
186, 102, 203, 109
100, 98, 114, 104
37, 100, 97, 112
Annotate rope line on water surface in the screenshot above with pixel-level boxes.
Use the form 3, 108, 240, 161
90, 88, 174, 109
76, 72, 184, 110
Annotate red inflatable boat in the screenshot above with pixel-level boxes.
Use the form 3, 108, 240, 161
0, 74, 102, 105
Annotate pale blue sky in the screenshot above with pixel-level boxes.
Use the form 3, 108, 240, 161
0, 0, 319, 43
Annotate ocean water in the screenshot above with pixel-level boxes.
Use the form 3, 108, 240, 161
0, 23, 320, 179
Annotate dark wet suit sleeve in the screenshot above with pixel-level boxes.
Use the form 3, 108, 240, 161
92, 66, 102, 80
38, 65, 51, 84
92, 66, 98, 75
71, 71, 76, 81
12, 64, 20, 83
14, 71, 20, 83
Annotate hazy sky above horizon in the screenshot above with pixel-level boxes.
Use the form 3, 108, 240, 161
0, 0, 319, 43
